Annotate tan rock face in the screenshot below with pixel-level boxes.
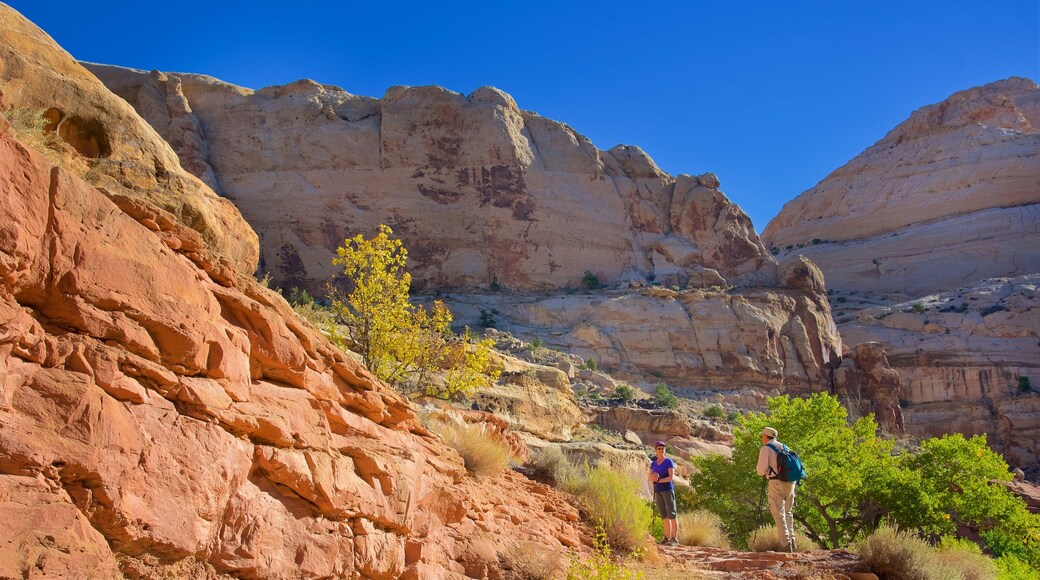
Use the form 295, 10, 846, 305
86, 64, 774, 294
840, 276, 1040, 467
0, 108, 587, 578
762, 79, 1040, 469
0, 5, 258, 273
763, 77, 1040, 297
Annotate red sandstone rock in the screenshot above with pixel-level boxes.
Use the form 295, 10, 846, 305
0, 94, 589, 578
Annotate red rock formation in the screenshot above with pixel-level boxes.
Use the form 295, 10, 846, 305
0, 97, 587, 578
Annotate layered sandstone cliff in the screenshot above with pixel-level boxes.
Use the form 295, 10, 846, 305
764, 78, 1040, 467
0, 8, 258, 274
763, 77, 1040, 298
87, 64, 850, 395
86, 65, 772, 294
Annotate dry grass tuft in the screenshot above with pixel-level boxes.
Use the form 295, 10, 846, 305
528, 445, 583, 489
853, 525, 957, 580
428, 419, 513, 477
502, 541, 564, 580
746, 524, 818, 552
677, 510, 731, 548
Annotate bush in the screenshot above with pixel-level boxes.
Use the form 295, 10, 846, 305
677, 510, 730, 548
674, 483, 697, 514
584, 358, 598, 371
572, 466, 652, 552
566, 526, 643, 580
935, 537, 997, 580
582, 270, 602, 290
615, 384, 636, 403
1019, 376, 1033, 393
653, 384, 678, 409
503, 540, 563, 580
704, 405, 724, 419
528, 446, 582, 489
912, 302, 926, 313
747, 524, 817, 553
994, 555, 1036, 580
429, 420, 513, 477
854, 525, 951, 580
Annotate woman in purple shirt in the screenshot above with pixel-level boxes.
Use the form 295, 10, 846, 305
648, 441, 678, 545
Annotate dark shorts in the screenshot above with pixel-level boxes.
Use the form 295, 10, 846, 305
654, 489, 677, 520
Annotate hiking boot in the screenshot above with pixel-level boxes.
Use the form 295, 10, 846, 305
669, 538, 680, 546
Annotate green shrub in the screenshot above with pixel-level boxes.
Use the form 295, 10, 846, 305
725, 411, 740, 423
429, 420, 513, 476
615, 384, 636, 403
572, 466, 652, 552
582, 270, 601, 290
912, 302, 926, 313
1019, 376, 1033, 393
674, 483, 697, 514
704, 405, 724, 419
566, 526, 643, 580
678, 510, 731, 548
747, 524, 817, 553
653, 384, 678, 409
994, 555, 1037, 580
584, 358, 598, 371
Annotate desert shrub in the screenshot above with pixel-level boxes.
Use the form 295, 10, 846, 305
653, 384, 678, 409
854, 525, 951, 580
584, 358, 598, 371
572, 466, 652, 552
429, 420, 513, 477
582, 270, 602, 290
528, 446, 582, 490
934, 537, 997, 580
677, 510, 730, 548
615, 384, 636, 403
674, 483, 697, 513
1019, 376, 1033, 393
994, 555, 1036, 580
503, 541, 563, 580
746, 524, 818, 553
703, 405, 724, 419
566, 526, 643, 580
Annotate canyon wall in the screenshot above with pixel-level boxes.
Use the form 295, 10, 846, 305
764, 78, 1040, 467
0, 7, 588, 577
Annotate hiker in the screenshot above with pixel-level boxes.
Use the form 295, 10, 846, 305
757, 427, 796, 552
648, 441, 678, 545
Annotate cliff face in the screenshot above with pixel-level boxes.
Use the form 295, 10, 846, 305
763, 77, 1040, 298
0, 8, 258, 274
0, 8, 589, 577
86, 65, 772, 294
86, 64, 847, 394
0, 91, 588, 580
763, 79, 1040, 467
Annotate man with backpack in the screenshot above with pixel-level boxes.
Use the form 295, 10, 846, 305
756, 427, 798, 552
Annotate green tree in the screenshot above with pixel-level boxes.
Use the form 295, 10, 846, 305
330, 224, 500, 398
691, 393, 909, 548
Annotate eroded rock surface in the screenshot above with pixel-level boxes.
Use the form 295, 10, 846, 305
0, 98, 586, 579
87, 65, 772, 294
762, 79, 1040, 468
763, 77, 1040, 298
0, 6, 258, 273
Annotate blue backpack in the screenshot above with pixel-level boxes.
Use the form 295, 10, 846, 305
766, 442, 807, 484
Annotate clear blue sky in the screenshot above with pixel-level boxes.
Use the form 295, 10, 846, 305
9, 1, 1038, 232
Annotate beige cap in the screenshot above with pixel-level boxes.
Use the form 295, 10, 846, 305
761, 427, 778, 438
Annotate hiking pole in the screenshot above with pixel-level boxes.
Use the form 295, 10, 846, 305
751, 477, 767, 546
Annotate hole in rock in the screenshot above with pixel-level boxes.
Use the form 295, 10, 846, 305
44, 108, 112, 158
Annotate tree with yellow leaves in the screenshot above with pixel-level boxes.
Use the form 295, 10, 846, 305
330, 224, 500, 398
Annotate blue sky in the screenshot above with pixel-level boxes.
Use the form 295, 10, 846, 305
9, 1, 1038, 232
